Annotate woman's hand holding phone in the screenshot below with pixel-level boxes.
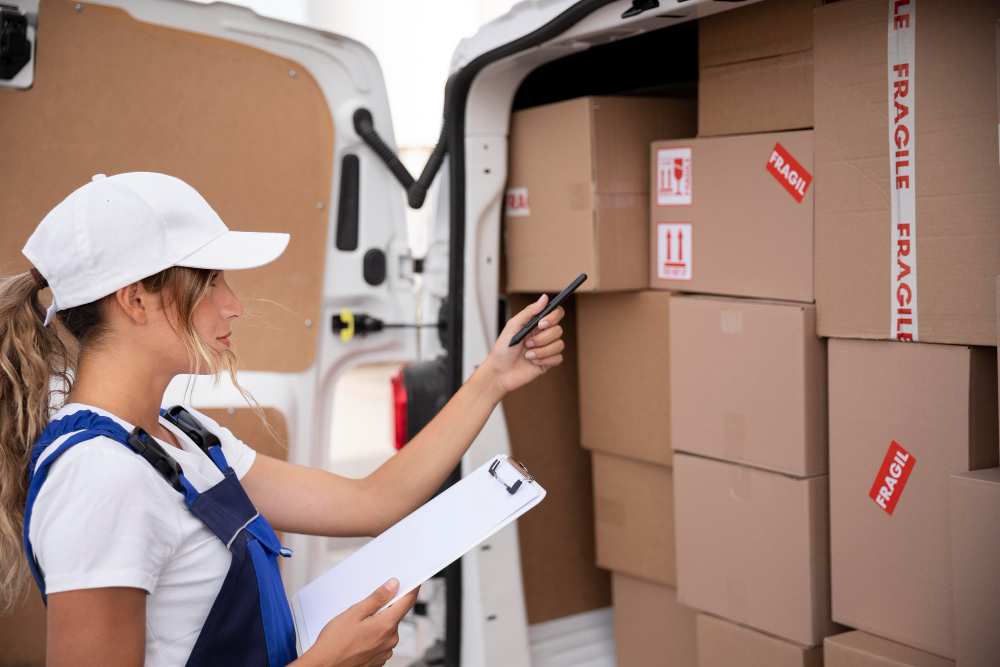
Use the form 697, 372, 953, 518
484, 293, 567, 396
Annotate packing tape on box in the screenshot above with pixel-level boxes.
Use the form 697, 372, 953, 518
720, 310, 743, 334
724, 413, 745, 460
728, 465, 752, 501
889, 0, 918, 341
566, 183, 590, 211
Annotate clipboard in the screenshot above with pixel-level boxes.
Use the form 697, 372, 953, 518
291, 454, 546, 652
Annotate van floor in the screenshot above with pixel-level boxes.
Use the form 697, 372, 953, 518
529, 607, 615, 667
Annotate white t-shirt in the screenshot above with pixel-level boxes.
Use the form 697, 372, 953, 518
29, 403, 259, 667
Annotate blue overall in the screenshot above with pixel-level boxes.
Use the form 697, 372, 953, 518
22, 408, 297, 667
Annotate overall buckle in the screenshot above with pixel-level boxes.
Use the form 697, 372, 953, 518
126, 427, 185, 494
162, 406, 221, 458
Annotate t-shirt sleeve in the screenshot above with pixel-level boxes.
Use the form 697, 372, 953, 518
182, 405, 258, 479
29, 438, 183, 595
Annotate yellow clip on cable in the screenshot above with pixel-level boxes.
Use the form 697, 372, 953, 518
339, 309, 355, 343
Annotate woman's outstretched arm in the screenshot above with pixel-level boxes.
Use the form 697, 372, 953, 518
242, 295, 565, 537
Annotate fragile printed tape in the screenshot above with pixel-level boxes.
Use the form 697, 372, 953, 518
869, 440, 916, 515
889, 0, 918, 341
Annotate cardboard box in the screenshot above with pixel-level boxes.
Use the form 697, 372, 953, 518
670, 295, 827, 477
699, 51, 813, 138
649, 131, 814, 302
814, 0, 1000, 345
828, 339, 999, 659
949, 468, 1000, 666
503, 294, 612, 624
577, 291, 674, 466
592, 452, 675, 586
505, 96, 696, 293
824, 631, 955, 667
698, 0, 818, 137
613, 573, 697, 667
700, 0, 818, 67
697, 614, 824, 667
673, 453, 835, 646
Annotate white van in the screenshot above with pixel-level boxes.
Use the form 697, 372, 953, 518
0, 1, 748, 665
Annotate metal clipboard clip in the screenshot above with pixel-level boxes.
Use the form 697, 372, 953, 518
488, 456, 534, 495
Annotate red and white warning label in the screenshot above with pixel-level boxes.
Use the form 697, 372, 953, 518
868, 440, 916, 515
765, 143, 812, 202
656, 222, 692, 281
889, 0, 918, 341
504, 187, 530, 217
656, 147, 692, 206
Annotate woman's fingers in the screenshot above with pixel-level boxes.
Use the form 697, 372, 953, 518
525, 325, 562, 349
536, 305, 565, 329
526, 339, 565, 361
532, 353, 563, 369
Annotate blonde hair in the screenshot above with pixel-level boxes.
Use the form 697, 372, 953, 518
0, 266, 263, 613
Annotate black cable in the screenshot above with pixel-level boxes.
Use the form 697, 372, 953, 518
352, 109, 449, 209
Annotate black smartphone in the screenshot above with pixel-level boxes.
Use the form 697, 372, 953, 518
508, 273, 588, 347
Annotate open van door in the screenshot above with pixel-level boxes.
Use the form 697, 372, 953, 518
0, 0, 427, 659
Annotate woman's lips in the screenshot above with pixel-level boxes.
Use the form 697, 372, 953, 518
218, 332, 232, 347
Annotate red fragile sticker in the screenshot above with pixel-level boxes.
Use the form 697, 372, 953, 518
869, 440, 916, 515
766, 143, 812, 202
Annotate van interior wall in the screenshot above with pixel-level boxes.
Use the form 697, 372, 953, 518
0, 0, 334, 374
502, 293, 612, 624
512, 20, 698, 112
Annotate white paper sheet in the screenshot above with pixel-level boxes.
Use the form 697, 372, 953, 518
291, 455, 545, 652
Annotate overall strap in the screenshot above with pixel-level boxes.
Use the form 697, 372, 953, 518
160, 406, 286, 555
161, 406, 231, 473
23, 410, 197, 602
24, 412, 136, 602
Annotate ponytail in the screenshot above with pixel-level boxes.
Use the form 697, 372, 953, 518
0, 271, 73, 613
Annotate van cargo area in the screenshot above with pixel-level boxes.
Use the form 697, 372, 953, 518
2, 0, 999, 666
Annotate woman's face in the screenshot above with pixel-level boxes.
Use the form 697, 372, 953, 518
192, 271, 243, 355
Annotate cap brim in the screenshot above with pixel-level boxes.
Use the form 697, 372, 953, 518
175, 231, 290, 271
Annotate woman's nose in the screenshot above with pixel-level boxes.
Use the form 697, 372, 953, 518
225, 293, 244, 320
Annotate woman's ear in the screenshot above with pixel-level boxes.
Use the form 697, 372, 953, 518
115, 282, 149, 325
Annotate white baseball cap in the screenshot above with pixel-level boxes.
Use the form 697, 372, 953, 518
22, 172, 290, 326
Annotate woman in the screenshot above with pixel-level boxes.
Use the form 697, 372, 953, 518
0, 172, 566, 667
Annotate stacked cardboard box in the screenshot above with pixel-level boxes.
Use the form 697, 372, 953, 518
668, 296, 837, 652
824, 631, 955, 667
613, 573, 697, 667
813, 0, 1000, 663
503, 1, 1000, 663
698, 614, 824, 667
576, 291, 698, 666
699, 0, 818, 136
814, 0, 1000, 345
504, 96, 696, 293
827, 340, 998, 659
949, 468, 1000, 665
502, 294, 613, 626
504, 96, 699, 663
653, 10, 834, 654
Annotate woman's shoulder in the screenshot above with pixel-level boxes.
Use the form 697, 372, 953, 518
38, 432, 177, 497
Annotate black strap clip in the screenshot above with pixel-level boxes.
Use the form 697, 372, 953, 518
126, 427, 185, 494
162, 405, 221, 458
